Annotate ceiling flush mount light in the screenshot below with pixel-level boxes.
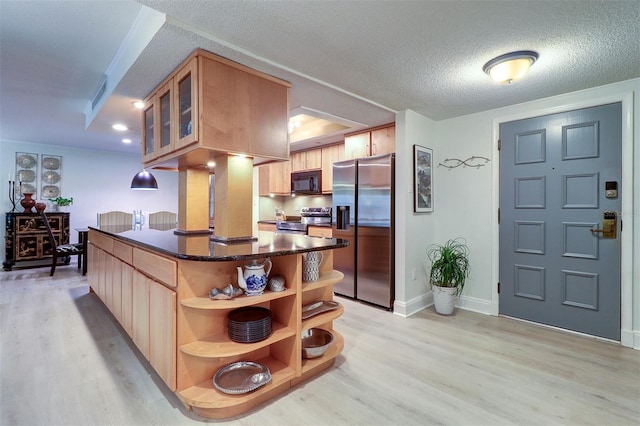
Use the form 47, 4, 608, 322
112, 123, 128, 131
130, 169, 158, 190
483, 50, 538, 84
132, 100, 145, 109
122, 138, 132, 144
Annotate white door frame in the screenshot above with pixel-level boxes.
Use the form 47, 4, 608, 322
491, 92, 634, 347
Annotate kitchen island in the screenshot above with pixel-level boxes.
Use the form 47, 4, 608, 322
87, 226, 348, 419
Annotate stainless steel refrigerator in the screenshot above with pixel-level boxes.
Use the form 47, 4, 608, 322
332, 153, 395, 309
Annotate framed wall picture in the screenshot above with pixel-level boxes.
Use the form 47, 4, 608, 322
15, 152, 39, 196
40, 155, 62, 201
414, 145, 433, 213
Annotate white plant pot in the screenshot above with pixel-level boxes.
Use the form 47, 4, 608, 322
432, 285, 457, 315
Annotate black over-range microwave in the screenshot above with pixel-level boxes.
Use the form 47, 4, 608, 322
291, 170, 322, 194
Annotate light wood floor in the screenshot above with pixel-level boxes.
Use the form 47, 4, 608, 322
1, 265, 638, 425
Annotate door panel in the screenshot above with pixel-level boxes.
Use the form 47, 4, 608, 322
499, 103, 621, 340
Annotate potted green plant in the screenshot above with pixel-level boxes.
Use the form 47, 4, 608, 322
49, 196, 73, 211
426, 238, 470, 315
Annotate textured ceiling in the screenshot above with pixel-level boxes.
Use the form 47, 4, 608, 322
1, 0, 638, 156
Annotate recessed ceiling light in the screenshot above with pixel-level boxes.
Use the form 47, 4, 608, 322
207, 161, 216, 168
132, 100, 145, 109
112, 123, 128, 131
122, 138, 132, 144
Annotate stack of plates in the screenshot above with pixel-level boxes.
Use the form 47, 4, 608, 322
228, 307, 272, 343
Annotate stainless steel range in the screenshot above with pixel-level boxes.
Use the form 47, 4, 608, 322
275, 221, 308, 234
301, 207, 332, 225
275, 207, 331, 235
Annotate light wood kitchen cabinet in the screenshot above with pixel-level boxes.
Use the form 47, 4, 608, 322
320, 143, 344, 193
141, 80, 174, 163
149, 280, 177, 390
131, 266, 177, 390
308, 226, 332, 238
121, 263, 134, 337
258, 222, 277, 232
305, 149, 322, 169
142, 98, 155, 163
344, 132, 370, 160
371, 125, 395, 156
88, 228, 346, 419
344, 124, 395, 160
174, 57, 198, 150
88, 233, 177, 391
132, 270, 150, 359
291, 149, 322, 172
143, 49, 291, 168
258, 161, 291, 196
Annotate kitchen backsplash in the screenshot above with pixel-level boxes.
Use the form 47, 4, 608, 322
259, 194, 332, 220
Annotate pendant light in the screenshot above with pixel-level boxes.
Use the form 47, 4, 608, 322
483, 50, 538, 84
130, 169, 158, 190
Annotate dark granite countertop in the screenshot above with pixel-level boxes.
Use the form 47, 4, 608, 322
89, 226, 348, 262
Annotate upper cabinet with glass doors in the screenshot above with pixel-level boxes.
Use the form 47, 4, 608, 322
142, 99, 155, 163
174, 58, 198, 150
141, 81, 174, 162
141, 49, 291, 168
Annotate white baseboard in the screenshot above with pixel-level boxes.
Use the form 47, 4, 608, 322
393, 292, 431, 317
394, 292, 492, 317
621, 328, 640, 350
395, 292, 639, 350
455, 294, 493, 315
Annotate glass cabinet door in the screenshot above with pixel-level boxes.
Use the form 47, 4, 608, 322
178, 74, 192, 139
143, 102, 155, 160
174, 57, 198, 149
156, 81, 173, 156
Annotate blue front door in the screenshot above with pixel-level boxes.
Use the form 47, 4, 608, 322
499, 103, 622, 340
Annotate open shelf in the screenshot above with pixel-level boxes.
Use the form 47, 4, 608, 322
301, 303, 344, 331
180, 322, 295, 358
181, 288, 295, 310
178, 356, 295, 409
301, 330, 344, 375
301, 270, 344, 293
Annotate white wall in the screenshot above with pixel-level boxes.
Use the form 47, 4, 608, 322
1, 141, 179, 251
395, 78, 639, 348
393, 110, 437, 315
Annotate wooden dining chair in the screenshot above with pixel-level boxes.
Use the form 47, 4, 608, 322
148, 211, 177, 230
41, 212, 85, 276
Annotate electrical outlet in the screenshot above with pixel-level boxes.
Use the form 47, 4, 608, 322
411, 268, 416, 280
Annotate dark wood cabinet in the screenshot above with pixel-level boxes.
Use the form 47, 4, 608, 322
3, 212, 70, 270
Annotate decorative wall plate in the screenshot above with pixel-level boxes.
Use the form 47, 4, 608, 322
42, 170, 60, 184
17, 154, 36, 169
21, 183, 36, 194
42, 185, 60, 198
17, 170, 36, 182
42, 157, 60, 170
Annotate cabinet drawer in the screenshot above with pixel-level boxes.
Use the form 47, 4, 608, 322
15, 216, 51, 234
90, 231, 113, 253
308, 226, 332, 238
113, 240, 133, 264
133, 247, 177, 288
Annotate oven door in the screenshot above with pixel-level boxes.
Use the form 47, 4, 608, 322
275, 228, 307, 235
276, 221, 308, 235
